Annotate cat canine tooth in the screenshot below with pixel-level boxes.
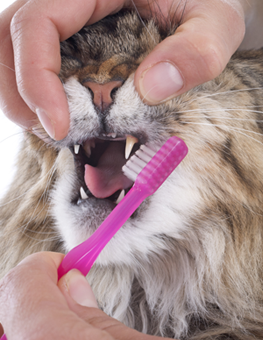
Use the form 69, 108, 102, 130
74, 145, 80, 154
125, 135, 138, 159
83, 140, 95, 157
116, 189, 125, 204
80, 187, 89, 200
107, 132, 117, 138
85, 144, 91, 157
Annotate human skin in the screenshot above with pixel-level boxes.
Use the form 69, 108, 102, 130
0, 252, 171, 340
0, 0, 251, 140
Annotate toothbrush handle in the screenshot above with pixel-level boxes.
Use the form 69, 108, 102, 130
0, 184, 146, 340
0, 189, 148, 340
57, 184, 148, 280
0, 188, 147, 340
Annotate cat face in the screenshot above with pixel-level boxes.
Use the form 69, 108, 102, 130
46, 11, 198, 264
45, 11, 263, 270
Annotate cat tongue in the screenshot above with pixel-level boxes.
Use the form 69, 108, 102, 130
84, 142, 133, 198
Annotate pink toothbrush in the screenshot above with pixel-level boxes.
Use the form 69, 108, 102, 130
0, 136, 187, 340
57, 136, 188, 280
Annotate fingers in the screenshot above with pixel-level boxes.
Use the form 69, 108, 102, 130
0, 251, 172, 339
0, 252, 111, 340
0, 0, 128, 140
134, 0, 246, 104
59, 269, 171, 340
0, 0, 37, 131
9, 0, 97, 140
58, 269, 98, 308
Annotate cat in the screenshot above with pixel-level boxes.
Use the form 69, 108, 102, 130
1, 8, 263, 340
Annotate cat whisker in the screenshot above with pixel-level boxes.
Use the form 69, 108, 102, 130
187, 87, 263, 105
0, 62, 15, 72
0, 161, 55, 235
0, 191, 30, 208
20, 164, 56, 235
182, 121, 263, 137
0, 130, 24, 145
0, 148, 56, 208
183, 122, 263, 147
2, 188, 52, 238
173, 107, 263, 115
23, 236, 61, 252
130, 0, 158, 45
176, 115, 263, 122
22, 228, 58, 236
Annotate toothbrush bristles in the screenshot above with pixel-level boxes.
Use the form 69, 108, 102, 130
122, 137, 188, 186
122, 164, 137, 182
123, 141, 162, 181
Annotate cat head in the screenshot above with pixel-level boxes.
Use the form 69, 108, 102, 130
33, 10, 263, 270
47, 11, 189, 266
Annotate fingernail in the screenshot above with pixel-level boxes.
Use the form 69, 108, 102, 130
140, 62, 184, 104
36, 108, 55, 139
65, 269, 98, 308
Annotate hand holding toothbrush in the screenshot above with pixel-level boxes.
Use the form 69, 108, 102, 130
0, 252, 174, 340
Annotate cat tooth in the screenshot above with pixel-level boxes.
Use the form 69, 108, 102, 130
83, 140, 93, 157
116, 189, 125, 204
84, 144, 91, 157
125, 135, 138, 159
91, 140, 96, 148
80, 187, 89, 200
74, 144, 80, 154
107, 132, 117, 139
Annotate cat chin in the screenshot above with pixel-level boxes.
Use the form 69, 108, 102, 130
51, 146, 202, 266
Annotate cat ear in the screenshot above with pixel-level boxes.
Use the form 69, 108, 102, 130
84, 80, 123, 111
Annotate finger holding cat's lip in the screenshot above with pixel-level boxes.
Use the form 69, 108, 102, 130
0, 0, 165, 140
0, 0, 37, 131
134, 0, 246, 105
3, 0, 129, 140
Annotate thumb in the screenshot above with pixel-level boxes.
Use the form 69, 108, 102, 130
58, 269, 98, 308
134, 0, 245, 104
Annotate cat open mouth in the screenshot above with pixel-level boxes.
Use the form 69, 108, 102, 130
70, 135, 140, 204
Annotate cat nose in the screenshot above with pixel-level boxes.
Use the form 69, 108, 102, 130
84, 80, 123, 111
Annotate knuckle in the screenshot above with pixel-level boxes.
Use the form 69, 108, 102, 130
10, 7, 31, 43
184, 32, 228, 81
200, 39, 226, 79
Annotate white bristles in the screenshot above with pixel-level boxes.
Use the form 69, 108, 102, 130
122, 164, 137, 182
128, 160, 143, 174
130, 154, 147, 168
140, 144, 156, 157
122, 142, 162, 182
135, 149, 152, 163
122, 136, 188, 194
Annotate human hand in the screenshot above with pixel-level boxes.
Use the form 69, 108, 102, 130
0, 252, 169, 340
0, 0, 250, 140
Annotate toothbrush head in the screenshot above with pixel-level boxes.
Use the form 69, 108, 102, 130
122, 136, 188, 195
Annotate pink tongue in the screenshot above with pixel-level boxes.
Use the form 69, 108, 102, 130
84, 142, 133, 198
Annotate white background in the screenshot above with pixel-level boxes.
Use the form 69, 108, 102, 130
0, 0, 26, 198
